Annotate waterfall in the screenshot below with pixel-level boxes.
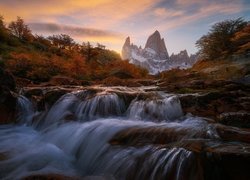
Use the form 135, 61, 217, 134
127, 95, 183, 121
1, 86, 249, 179
75, 92, 126, 121
0, 119, 210, 179
33, 90, 126, 130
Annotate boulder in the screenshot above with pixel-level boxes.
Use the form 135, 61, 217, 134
0, 68, 17, 124
0, 68, 15, 90
179, 89, 250, 119
218, 112, 250, 128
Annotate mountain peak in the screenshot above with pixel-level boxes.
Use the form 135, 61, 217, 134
153, 30, 160, 36
145, 30, 169, 59
124, 36, 130, 46
121, 36, 132, 60
121, 31, 195, 74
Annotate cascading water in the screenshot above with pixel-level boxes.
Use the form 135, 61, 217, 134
75, 92, 126, 121
0, 86, 250, 179
127, 95, 183, 121
16, 95, 36, 125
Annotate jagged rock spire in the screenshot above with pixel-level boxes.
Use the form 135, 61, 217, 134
121, 36, 131, 60
123, 36, 130, 47
145, 30, 169, 59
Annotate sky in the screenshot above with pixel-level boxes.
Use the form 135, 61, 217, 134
0, 0, 250, 55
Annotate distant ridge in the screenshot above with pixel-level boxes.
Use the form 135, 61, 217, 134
122, 31, 197, 74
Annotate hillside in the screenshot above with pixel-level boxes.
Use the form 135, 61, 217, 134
0, 16, 149, 88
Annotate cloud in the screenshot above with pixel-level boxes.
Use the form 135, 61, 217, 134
0, 0, 248, 53
28, 22, 125, 52
0, 0, 160, 27
29, 23, 123, 38
150, 0, 246, 32
153, 8, 184, 18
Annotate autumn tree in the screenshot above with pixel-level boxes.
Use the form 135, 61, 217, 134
231, 24, 250, 55
0, 16, 7, 41
32, 35, 52, 51
0, 16, 4, 28
0, 16, 13, 44
196, 18, 248, 60
80, 42, 94, 62
48, 34, 75, 49
96, 43, 105, 50
8, 17, 33, 41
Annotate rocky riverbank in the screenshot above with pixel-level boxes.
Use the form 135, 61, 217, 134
0, 61, 250, 179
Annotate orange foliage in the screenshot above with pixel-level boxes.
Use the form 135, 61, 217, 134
6, 52, 64, 81
64, 55, 89, 80
6, 50, 148, 83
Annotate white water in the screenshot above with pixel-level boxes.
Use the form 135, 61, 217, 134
16, 96, 35, 125
127, 96, 183, 121
0, 87, 225, 179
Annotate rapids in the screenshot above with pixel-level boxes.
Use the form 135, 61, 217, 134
0, 86, 249, 179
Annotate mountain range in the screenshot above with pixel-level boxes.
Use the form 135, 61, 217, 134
121, 30, 198, 74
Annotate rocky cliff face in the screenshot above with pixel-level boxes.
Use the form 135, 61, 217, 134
144, 30, 169, 59
121, 36, 131, 60
121, 31, 197, 74
170, 50, 198, 68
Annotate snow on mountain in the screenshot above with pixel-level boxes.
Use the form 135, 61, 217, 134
121, 31, 198, 74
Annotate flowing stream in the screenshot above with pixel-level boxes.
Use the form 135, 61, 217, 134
0, 86, 249, 179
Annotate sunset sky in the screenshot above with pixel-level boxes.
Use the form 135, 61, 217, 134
1, 0, 249, 55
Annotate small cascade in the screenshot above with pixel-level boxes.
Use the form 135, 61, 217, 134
127, 95, 183, 121
16, 95, 35, 125
75, 92, 126, 121
35, 93, 79, 129
33, 90, 126, 129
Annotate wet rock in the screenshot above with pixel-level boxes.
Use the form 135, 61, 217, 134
0, 88, 17, 124
201, 150, 250, 180
22, 174, 81, 180
179, 89, 250, 119
109, 69, 134, 79
133, 79, 156, 86
110, 125, 250, 180
218, 112, 250, 128
215, 124, 250, 143
15, 77, 33, 89
48, 75, 81, 86
21, 87, 75, 111
110, 126, 208, 147
174, 139, 250, 180
24, 88, 44, 98
80, 80, 92, 86
0, 67, 16, 91
0, 152, 9, 161
101, 77, 141, 87
82, 175, 116, 180
233, 75, 250, 85
41, 89, 70, 110
0, 68, 17, 124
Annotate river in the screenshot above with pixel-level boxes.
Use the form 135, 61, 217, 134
0, 86, 249, 179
